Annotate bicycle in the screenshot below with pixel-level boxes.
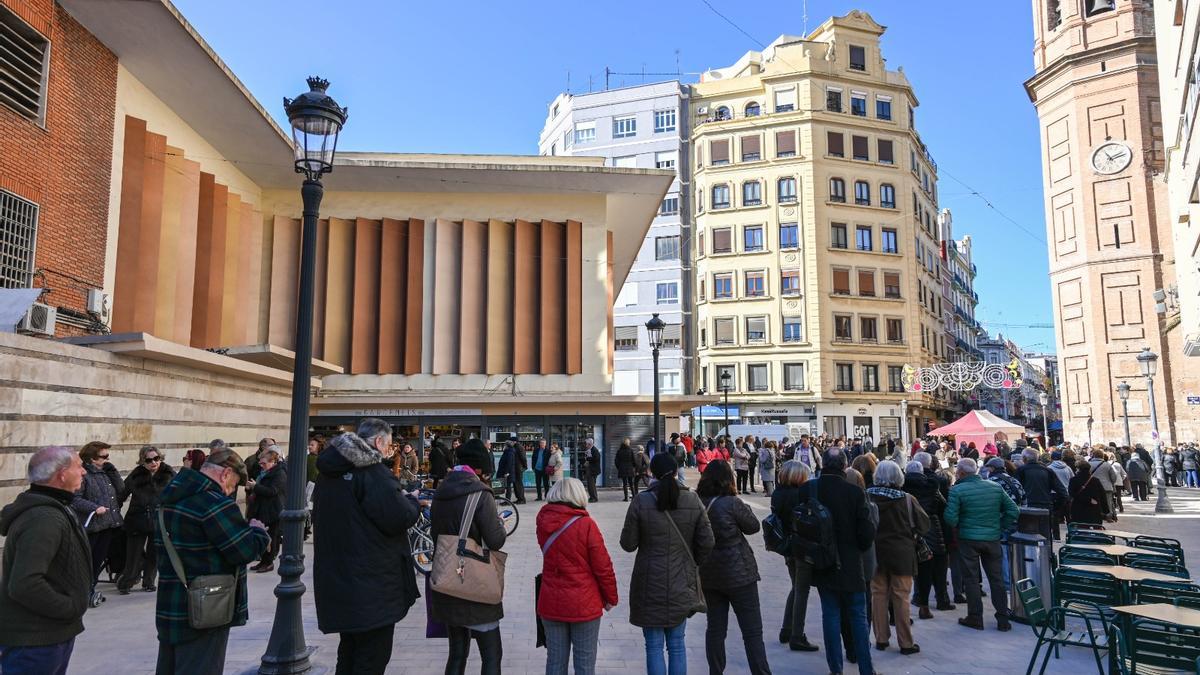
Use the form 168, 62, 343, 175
407, 485, 435, 576
490, 477, 520, 536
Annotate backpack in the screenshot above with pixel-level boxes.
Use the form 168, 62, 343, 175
790, 480, 840, 572
761, 512, 792, 555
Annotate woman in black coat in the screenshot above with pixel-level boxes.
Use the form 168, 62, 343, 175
117, 445, 175, 593
903, 462, 951, 616
1069, 461, 1110, 525
615, 439, 637, 501
247, 448, 286, 573
772, 459, 819, 652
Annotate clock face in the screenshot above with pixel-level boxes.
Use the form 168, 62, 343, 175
1090, 141, 1133, 175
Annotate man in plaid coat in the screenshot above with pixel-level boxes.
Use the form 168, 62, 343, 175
154, 447, 269, 674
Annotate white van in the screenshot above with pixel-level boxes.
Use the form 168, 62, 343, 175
715, 424, 802, 443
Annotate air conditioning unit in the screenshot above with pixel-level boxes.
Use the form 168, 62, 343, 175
19, 302, 56, 336
696, 105, 708, 114
86, 288, 110, 320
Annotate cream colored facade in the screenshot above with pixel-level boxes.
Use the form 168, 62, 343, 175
690, 11, 947, 441
1026, 0, 1200, 445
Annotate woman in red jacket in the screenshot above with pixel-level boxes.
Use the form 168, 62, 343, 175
536, 477, 619, 675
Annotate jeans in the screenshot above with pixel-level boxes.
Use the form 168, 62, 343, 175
446, 626, 502, 675
0, 638, 74, 675
959, 539, 1009, 622
336, 623, 395, 675
543, 618, 600, 675
817, 588, 872, 675
761, 480, 774, 497
748, 460, 757, 491
535, 470, 551, 499
156, 627, 230, 675
703, 583, 772, 675
1186, 470, 1199, 488
118, 530, 157, 591
949, 545, 965, 598
914, 552, 950, 607
642, 622, 687, 675
781, 558, 813, 642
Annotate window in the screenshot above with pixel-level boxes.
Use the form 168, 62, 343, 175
826, 87, 843, 112
574, 122, 596, 144
714, 106, 731, 121
741, 135, 761, 161
776, 130, 797, 157
655, 150, 677, 169
834, 314, 853, 341
880, 184, 896, 209
745, 102, 761, 117
714, 317, 735, 345
833, 268, 851, 295
747, 364, 769, 391
831, 223, 848, 249
0, 6, 46, 121
716, 364, 736, 390
712, 227, 732, 254
658, 370, 681, 393
616, 281, 638, 306
883, 273, 901, 299
654, 108, 676, 133
0, 190, 39, 287
613, 115, 637, 138
851, 93, 867, 117
655, 235, 680, 260
886, 318, 903, 343
849, 45, 866, 71
783, 316, 803, 342
713, 272, 733, 298
612, 155, 637, 168
830, 178, 846, 203
660, 196, 679, 215
828, 131, 845, 157
1085, 0, 1115, 17
856, 225, 873, 251
698, 229, 705, 257
860, 316, 878, 342
549, 143, 555, 156
836, 363, 854, 390
854, 180, 871, 206
712, 184, 731, 209
655, 282, 678, 305
778, 177, 797, 203
743, 225, 764, 252
876, 96, 892, 121
744, 270, 765, 297
710, 139, 730, 165
909, 105, 915, 129
878, 139, 894, 165
858, 270, 875, 297
698, 276, 706, 301
784, 363, 806, 391
862, 364, 880, 392
780, 222, 799, 249
782, 269, 801, 296
563, 130, 571, 149
852, 135, 869, 161
882, 228, 898, 254
774, 87, 797, 113
662, 323, 681, 348
742, 181, 762, 206
888, 365, 905, 392
615, 325, 638, 351
746, 316, 767, 344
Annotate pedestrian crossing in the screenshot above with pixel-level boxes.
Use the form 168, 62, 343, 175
1121, 486, 1200, 518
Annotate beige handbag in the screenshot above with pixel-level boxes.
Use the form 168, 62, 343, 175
430, 491, 507, 604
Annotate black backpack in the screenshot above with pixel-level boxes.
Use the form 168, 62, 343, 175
791, 480, 840, 572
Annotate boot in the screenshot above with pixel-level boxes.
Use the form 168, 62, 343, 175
918, 606, 933, 620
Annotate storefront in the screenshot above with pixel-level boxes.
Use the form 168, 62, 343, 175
815, 402, 905, 445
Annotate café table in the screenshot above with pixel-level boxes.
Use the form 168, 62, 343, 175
1062, 564, 1190, 584
1063, 543, 1175, 560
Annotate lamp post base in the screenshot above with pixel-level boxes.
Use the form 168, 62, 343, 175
1154, 478, 1175, 514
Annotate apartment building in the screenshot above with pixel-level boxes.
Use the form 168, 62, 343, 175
937, 209, 984, 414
538, 82, 692, 397
690, 11, 947, 441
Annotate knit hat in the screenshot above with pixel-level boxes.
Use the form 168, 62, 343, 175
985, 457, 1006, 472
650, 453, 678, 480
456, 438, 493, 475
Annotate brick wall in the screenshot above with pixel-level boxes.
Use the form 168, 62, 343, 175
0, 0, 117, 332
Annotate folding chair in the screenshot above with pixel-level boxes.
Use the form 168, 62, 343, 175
1066, 531, 1115, 545
1129, 618, 1200, 673
1059, 547, 1115, 567
1018, 577, 1110, 674
1125, 553, 1189, 579
1133, 579, 1200, 607
1054, 566, 1124, 622
1132, 535, 1186, 567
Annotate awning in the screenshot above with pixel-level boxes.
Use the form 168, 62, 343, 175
693, 405, 739, 418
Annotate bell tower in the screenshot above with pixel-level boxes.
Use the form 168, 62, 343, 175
1025, 0, 1191, 445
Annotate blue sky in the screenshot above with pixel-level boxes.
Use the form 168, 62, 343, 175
173, 0, 1056, 351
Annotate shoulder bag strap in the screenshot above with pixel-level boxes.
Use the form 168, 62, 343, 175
541, 516, 582, 555
704, 496, 720, 514
157, 508, 189, 586
458, 491, 481, 544
663, 508, 697, 567
905, 494, 917, 532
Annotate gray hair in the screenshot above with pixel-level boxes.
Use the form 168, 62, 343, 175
546, 477, 589, 509
914, 451, 932, 468
356, 418, 392, 446
28, 446, 76, 484
208, 438, 227, 451
906, 460, 924, 474
873, 460, 905, 488
957, 457, 979, 476
1022, 448, 1039, 464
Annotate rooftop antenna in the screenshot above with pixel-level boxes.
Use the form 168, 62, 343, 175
605, 66, 611, 90
567, 70, 571, 94
803, 0, 809, 35
675, 49, 681, 76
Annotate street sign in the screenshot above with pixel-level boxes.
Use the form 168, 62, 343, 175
1151, 429, 1160, 441
1188, 396, 1200, 405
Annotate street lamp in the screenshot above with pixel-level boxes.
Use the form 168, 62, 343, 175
1137, 348, 1173, 514
646, 313, 665, 454
1117, 382, 1132, 450
1087, 414, 1094, 447
720, 370, 732, 439
259, 77, 347, 675
696, 388, 706, 437
1038, 391, 1049, 447
899, 399, 909, 451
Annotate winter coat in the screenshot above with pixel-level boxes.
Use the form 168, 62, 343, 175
0, 486, 92, 647
989, 473, 1027, 507
584, 444, 603, 476
546, 450, 564, 480
812, 472, 877, 594
429, 441, 453, 479
429, 470, 508, 627
1125, 457, 1150, 482
696, 448, 712, 475
758, 447, 776, 482
1087, 458, 1119, 492
619, 483, 715, 628
698, 495, 760, 591
1069, 472, 1110, 524
903, 471, 947, 554
154, 468, 269, 645
615, 443, 636, 479
536, 503, 618, 623
944, 474, 1019, 542
247, 463, 287, 526
633, 450, 649, 476
312, 432, 421, 634
398, 450, 420, 481
868, 488, 929, 577
1049, 460, 1075, 491
1016, 462, 1067, 510
72, 462, 124, 533
1183, 449, 1198, 471
121, 463, 177, 534
732, 446, 750, 471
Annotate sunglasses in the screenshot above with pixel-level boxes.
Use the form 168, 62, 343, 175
145, 457, 161, 464
97, 454, 110, 460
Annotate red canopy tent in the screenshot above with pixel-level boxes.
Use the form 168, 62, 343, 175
929, 410, 1024, 452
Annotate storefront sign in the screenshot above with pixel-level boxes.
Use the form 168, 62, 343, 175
313, 408, 484, 417
744, 405, 816, 417
694, 405, 739, 418
1188, 396, 1200, 406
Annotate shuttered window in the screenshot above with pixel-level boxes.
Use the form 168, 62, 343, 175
741, 135, 761, 161
858, 270, 875, 296
662, 323, 681, 348
774, 87, 796, 112
715, 317, 735, 345
776, 130, 797, 157
0, 7, 49, 123
827, 131, 844, 157
712, 227, 732, 254
614, 325, 638, 351
711, 139, 730, 165
878, 139, 894, 164
852, 135, 869, 161
832, 268, 851, 295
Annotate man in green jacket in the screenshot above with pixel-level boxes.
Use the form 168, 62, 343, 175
0, 446, 91, 675
944, 457, 1019, 632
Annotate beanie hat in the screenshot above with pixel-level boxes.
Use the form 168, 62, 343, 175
985, 457, 1007, 472
650, 453, 678, 480
456, 438, 493, 475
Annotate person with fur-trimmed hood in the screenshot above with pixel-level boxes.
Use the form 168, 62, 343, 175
312, 419, 421, 674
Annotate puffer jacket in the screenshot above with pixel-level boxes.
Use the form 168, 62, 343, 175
698, 495, 759, 591
429, 470, 507, 627
944, 474, 1018, 542
72, 462, 124, 533
536, 503, 618, 623
120, 463, 176, 534
620, 482, 715, 628
903, 471, 946, 554
1125, 457, 1150, 482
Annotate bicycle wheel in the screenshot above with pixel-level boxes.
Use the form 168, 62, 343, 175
409, 524, 434, 576
495, 496, 519, 536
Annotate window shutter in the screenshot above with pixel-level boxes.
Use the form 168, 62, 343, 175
833, 269, 850, 294
713, 228, 732, 253
774, 88, 796, 109
614, 325, 638, 341
711, 139, 730, 163
878, 139, 894, 163
741, 135, 761, 159
663, 323, 681, 346
852, 135, 869, 160
827, 131, 844, 156
776, 130, 796, 156
715, 318, 734, 343
858, 270, 875, 296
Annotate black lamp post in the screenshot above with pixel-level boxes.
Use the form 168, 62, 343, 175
646, 313, 665, 455
1038, 391, 1049, 446
1137, 348, 1173, 514
1117, 382, 1132, 450
719, 370, 732, 438
1087, 414, 1094, 447
259, 77, 347, 675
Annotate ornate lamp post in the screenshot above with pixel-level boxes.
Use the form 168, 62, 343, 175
1137, 348, 1173, 514
720, 370, 732, 438
646, 313, 665, 453
1038, 391, 1049, 446
1117, 382, 1132, 450
899, 398, 909, 450
259, 77, 347, 675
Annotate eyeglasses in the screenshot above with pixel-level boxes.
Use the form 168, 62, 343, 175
97, 455, 109, 460
145, 457, 161, 464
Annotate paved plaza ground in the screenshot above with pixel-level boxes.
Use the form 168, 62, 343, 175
66, 484, 1200, 674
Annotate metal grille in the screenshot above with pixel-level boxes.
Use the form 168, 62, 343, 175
0, 190, 38, 288
0, 6, 49, 122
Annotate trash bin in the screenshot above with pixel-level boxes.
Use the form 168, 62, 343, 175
1006, 531, 1052, 624
1018, 506, 1052, 541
